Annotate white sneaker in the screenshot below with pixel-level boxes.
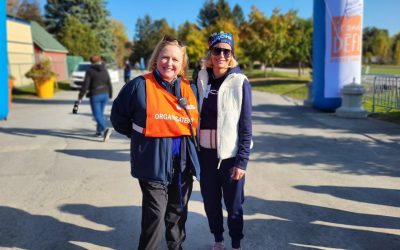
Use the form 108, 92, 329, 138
213, 241, 225, 250
103, 128, 112, 142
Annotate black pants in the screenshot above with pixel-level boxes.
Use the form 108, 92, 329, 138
138, 166, 193, 250
124, 76, 130, 84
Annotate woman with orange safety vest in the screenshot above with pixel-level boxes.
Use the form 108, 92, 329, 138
111, 35, 200, 250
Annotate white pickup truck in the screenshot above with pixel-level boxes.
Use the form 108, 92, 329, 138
70, 62, 120, 89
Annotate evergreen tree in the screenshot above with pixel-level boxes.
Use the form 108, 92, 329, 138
198, 0, 235, 28
215, 0, 233, 21
130, 16, 176, 66
58, 15, 100, 60
44, 0, 115, 63
198, 0, 219, 28
232, 4, 245, 27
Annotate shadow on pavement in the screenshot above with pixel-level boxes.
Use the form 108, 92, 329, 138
252, 103, 400, 136
295, 185, 400, 207
251, 104, 400, 178
0, 127, 102, 142
198, 190, 399, 249
243, 195, 400, 250
190, 191, 400, 249
12, 98, 113, 106
0, 205, 140, 249
13, 98, 76, 106
251, 132, 400, 177
1, 193, 399, 250
56, 149, 130, 162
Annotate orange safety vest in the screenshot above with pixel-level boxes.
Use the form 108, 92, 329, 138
144, 73, 199, 137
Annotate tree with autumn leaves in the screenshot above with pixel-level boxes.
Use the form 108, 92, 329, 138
130, 1, 313, 72
7, 0, 400, 68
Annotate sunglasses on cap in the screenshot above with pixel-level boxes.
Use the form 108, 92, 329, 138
211, 47, 232, 58
162, 35, 186, 46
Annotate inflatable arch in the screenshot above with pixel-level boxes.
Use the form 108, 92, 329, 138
312, 0, 363, 111
0, 0, 9, 120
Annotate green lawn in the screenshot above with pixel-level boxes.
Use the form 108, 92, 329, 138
251, 79, 309, 101
247, 68, 400, 124
244, 68, 311, 80
363, 64, 400, 75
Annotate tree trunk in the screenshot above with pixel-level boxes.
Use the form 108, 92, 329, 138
263, 61, 268, 78
298, 61, 302, 77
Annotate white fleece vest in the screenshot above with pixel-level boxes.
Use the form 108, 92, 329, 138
197, 69, 246, 160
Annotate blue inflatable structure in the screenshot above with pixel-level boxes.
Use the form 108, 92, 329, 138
0, 0, 9, 120
312, 0, 341, 111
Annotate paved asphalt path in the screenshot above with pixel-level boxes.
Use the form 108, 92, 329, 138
0, 77, 399, 249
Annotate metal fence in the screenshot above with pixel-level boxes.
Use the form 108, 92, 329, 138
362, 74, 400, 113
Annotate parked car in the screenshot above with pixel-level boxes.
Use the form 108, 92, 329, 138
70, 62, 120, 89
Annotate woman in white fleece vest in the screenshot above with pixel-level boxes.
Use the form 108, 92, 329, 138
196, 31, 252, 250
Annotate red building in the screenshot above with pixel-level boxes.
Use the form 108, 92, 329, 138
31, 21, 69, 81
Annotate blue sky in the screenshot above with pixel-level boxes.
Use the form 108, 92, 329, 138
40, 0, 400, 39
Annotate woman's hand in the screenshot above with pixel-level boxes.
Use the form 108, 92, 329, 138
231, 167, 246, 180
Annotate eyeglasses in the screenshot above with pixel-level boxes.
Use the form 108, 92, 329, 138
211, 47, 232, 58
162, 35, 186, 47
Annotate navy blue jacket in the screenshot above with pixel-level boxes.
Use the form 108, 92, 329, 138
110, 70, 201, 184
199, 66, 252, 170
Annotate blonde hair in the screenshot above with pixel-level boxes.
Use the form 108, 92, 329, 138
203, 50, 239, 69
147, 36, 189, 79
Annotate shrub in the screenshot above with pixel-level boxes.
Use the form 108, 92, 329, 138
25, 58, 57, 82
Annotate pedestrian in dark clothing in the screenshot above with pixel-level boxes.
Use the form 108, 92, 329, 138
195, 31, 252, 250
124, 60, 131, 84
191, 59, 204, 84
111, 35, 200, 250
78, 55, 113, 142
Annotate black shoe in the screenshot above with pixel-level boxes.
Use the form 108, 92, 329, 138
94, 132, 102, 137
103, 128, 112, 142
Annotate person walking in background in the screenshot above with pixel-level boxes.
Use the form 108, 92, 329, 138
195, 31, 252, 250
78, 55, 113, 142
191, 59, 205, 83
110, 35, 200, 250
124, 59, 132, 84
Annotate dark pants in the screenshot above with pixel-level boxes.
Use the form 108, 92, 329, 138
199, 147, 245, 249
124, 75, 131, 84
138, 165, 193, 250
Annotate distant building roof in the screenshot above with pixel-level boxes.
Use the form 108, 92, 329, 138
7, 15, 30, 25
31, 21, 68, 53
